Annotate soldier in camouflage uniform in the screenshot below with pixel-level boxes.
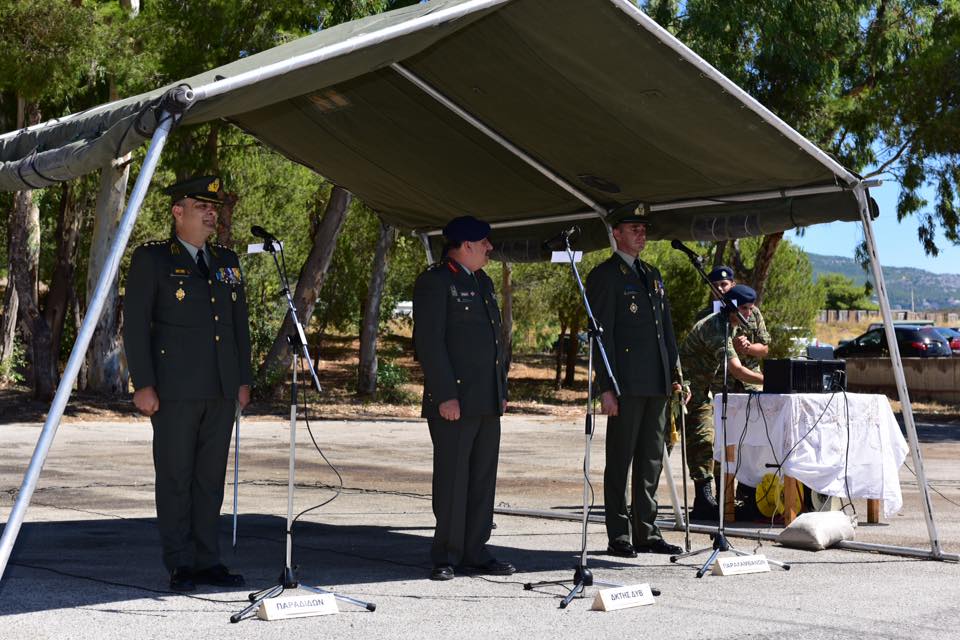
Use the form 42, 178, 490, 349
123, 175, 251, 592
413, 216, 513, 581
680, 284, 766, 520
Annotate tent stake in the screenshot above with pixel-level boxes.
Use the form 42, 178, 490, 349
0, 111, 177, 582
854, 183, 942, 559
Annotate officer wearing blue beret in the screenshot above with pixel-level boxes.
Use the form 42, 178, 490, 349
123, 175, 251, 591
413, 215, 513, 581
681, 283, 767, 520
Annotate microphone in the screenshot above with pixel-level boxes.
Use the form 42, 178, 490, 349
670, 239, 703, 265
251, 225, 279, 253
542, 225, 580, 251
251, 225, 277, 241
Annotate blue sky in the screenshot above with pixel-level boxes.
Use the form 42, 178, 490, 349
786, 181, 960, 274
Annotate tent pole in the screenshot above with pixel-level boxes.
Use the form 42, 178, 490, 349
390, 62, 609, 221
417, 232, 435, 264
853, 184, 942, 559
0, 111, 177, 582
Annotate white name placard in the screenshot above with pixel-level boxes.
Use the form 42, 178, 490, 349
712, 554, 771, 576
551, 251, 583, 263
257, 593, 339, 620
247, 241, 284, 254
591, 583, 656, 611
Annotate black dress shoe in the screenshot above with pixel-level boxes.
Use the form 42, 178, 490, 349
169, 566, 195, 592
636, 539, 683, 555
430, 565, 455, 581
468, 559, 516, 576
605, 540, 638, 558
193, 564, 245, 587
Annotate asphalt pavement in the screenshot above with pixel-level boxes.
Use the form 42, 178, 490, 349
1, 415, 958, 639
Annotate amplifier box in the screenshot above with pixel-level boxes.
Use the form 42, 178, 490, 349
762, 359, 846, 394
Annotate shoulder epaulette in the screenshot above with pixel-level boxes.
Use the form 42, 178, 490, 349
139, 239, 167, 248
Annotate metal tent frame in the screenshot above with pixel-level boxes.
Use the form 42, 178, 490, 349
0, 0, 950, 584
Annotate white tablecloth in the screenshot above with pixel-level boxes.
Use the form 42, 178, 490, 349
713, 393, 909, 517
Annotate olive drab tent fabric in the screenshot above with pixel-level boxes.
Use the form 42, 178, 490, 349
0, 0, 874, 261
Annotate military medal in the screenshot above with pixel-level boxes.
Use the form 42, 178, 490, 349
176, 288, 186, 302
629, 302, 638, 314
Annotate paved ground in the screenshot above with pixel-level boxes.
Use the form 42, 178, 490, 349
1, 414, 958, 639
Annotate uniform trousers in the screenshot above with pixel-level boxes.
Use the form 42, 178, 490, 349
684, 389, 720, 482
604, 395, 668, 547
151, 397, 235, 571
428, 415, 500, 566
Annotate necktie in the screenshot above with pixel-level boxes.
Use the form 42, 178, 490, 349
196, 249, 210, 278
633, 258, 645, 277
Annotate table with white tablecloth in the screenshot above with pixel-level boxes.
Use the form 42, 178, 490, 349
713, 392, 909, 522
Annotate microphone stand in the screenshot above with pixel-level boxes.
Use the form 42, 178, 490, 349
523, 232, 660, 608
667, 243, 789, 576
231, 234, 375, 623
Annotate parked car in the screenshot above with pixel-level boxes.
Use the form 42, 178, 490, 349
866, 319, 934, 331
835, 325, 953, 358
934, 327, 960, 355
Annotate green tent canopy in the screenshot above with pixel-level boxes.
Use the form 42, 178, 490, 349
0, 0, 875, 260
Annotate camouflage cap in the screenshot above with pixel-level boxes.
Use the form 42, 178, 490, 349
163, 175, 224, 204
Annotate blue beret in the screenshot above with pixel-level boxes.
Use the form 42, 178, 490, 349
708, 266, 735, 282
723, 284, 757, 308
443, 215, 491, 243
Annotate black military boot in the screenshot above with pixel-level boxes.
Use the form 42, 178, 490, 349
690, 479, 719, 521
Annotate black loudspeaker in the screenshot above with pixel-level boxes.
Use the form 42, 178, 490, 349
762, 359, 846, 394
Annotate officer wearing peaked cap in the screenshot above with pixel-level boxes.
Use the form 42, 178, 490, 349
586, 201, 685, 557
413, 215, 514, 581
123, 174, 251, 592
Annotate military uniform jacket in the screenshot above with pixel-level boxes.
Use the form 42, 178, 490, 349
123, 238, 253, 400
586, 254, 679, 397
413, 258, 507, 420
694, 304, 768, 392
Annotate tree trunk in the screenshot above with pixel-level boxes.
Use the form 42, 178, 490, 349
712, 240, 727, 267
563, 316, 581, 388
357, 221, 395, 396
500, 261, 513, 373
9, 98, 53, 399
749, 232, 784, 303
85, 155, 131, 394
256, 185, 351, 390
554, 324, 567, 390
0, 284, 17, 381
43, 184, 83, 375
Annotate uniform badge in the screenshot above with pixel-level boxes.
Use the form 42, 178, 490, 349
232, 291, 237, 301
176, 288, 186, 302
449, 285, 458, 297
629, 302, 638, 314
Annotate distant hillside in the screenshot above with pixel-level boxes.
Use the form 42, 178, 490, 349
806, 252, 960, 311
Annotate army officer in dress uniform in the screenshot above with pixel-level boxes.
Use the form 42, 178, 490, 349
586, 203, 684, 558
413, 215, 514, 581
123, 175, 251, 592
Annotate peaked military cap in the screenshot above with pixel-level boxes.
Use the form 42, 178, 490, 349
443, 215, 491, 242
163, 175, 224, 204
607, 200, 653, 227
723, 284, 757, 308
708, 265, 735, 282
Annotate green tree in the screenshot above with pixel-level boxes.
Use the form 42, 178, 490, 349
819, 272, 877, 310
644, 0, 960, 283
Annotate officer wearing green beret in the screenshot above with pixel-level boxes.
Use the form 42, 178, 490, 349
681, 284, 765, 520
413, 215, 513, 581
586, 203, 684, 557
123, 175, 251, 591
